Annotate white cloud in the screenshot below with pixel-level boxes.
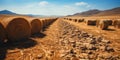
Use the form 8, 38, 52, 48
39, 1, 49, 6
75, 2, 87, 6
75, 2, 90, 8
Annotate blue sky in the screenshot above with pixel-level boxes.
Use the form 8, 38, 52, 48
0, 0, 120, 15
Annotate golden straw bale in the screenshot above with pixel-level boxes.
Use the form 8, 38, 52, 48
44, 19, 48, 26
78, 19, 84, 22
86, 20, 97, 25
98, 20, 110, 30
113, 19, 120, 29
39, 19, 44, 29
25, 17, 42, 34
41, 19, 46, 27
74, 19, 77, 22
0, 16, 31, 41
45, 19, 50, 26
107, 20, 113, 25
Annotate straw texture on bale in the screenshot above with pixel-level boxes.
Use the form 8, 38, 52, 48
29, 18, 42, 34
41, 19, 46, 27
44, 19, 48, 26
39, 19, 43, 29
107, 20, 113, 25
74, 19, 77, 22
0, 21, 6, 43
113, 20, 117, 26
86, 20, 97, 25
1, 16, 31, 41
98, 20, 109, 30
78, 19, 84, 22
113, 20, 120, 29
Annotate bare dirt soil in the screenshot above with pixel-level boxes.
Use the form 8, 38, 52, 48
65, 19, 120, 54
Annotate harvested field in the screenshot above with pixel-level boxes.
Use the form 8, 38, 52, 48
0, 17, 120, 60
0, 1, 120, 60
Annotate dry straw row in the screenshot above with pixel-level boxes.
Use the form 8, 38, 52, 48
0, 15, 57, 44
64, 16, 120, 30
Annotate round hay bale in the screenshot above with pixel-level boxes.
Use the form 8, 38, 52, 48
0, 16, 31, 41
86, 20, 97, 25
26, 18, 42, 34
74, 19, 77, 22
98, 20, 109, 30
78, 19, 84, 22
41, 19, 46, 28
39, 19, 44, 29
31, 19, 42, 34
112, 20, 117, 26
113, 20, 120, 29
44, 19, 48, 26
107, 20, 113, 25
0, 21, 6, 44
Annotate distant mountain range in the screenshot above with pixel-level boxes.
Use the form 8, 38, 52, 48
69, 7, 120, 17
0, 10, 16, 15
0, 10, 61, 17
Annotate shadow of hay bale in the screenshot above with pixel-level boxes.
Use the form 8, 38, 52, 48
31, 32, 46, 38
0, 45, 7, 60
6, 38, 37, 49
0, 38, 37, 60
104, 28, 116, 31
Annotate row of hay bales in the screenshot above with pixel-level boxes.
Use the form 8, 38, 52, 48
0, 15, 57, 44
64, 17, 120, 30
64, 17, 84, 22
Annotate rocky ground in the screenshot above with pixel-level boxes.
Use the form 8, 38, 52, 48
57, 19, 120, 60
0, 18, 120, 60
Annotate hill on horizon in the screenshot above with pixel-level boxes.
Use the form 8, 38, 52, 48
70, 7, 120, 17
0, 10, 16, 15
0, 10, 61, 17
